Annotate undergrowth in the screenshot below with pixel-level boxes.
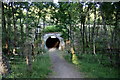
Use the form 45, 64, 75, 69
7, 53, 52, 78
64, 53, 120, 78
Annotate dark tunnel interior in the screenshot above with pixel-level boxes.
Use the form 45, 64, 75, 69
46, 37, 60, 49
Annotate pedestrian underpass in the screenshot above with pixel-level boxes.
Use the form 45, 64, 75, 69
43, 33, 65, 50
46, 36, 60, 49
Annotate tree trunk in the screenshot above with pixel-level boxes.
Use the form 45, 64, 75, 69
20, 15, 24, 55
82, 22, 85, 53
1, 2, 10, 77
2, 2, 7, 46
93, 4, 101, 64
25, 6, 32, 73
12, 2, 17, 49
85, 24, 88, 47
43, 15, 46, 33
92, 5, 96, 55
2, 3, 10, 55
0, 2, 3, 77
114, 9, 120, 66
88, 13, 91, 43
67, 27, 70, 40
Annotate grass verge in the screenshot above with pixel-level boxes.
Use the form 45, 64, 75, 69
64, 53, 120, 78
7, 53, 52, 78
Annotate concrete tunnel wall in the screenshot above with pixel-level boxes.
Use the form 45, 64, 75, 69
43, 33, 65, 50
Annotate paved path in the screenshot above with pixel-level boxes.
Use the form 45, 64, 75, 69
48, 48, 84, 78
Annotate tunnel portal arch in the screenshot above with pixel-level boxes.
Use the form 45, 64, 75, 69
43, 33, 65, 50
46, 36, 60, 49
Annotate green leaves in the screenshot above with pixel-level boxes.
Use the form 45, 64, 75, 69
43, 25, 60, 32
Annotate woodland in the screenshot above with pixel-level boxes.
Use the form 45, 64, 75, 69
0, 1, 120, 78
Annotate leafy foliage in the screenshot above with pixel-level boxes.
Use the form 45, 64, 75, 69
2, 2, 120, 78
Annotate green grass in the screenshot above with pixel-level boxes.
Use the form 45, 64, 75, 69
64, 53, 120, 78
7, 53, 52, 78
64, 53, 72, 62
0, 75, 2, 79
78, 60, 119, 78
31, 53, 52, 78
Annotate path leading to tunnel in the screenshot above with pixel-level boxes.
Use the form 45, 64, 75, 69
48, 48, 84, 78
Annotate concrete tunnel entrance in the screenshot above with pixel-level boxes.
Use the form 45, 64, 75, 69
46, 36, 60, 49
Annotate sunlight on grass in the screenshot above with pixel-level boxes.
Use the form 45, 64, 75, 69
72, 54, 79, 65
64, 53, 119, 78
